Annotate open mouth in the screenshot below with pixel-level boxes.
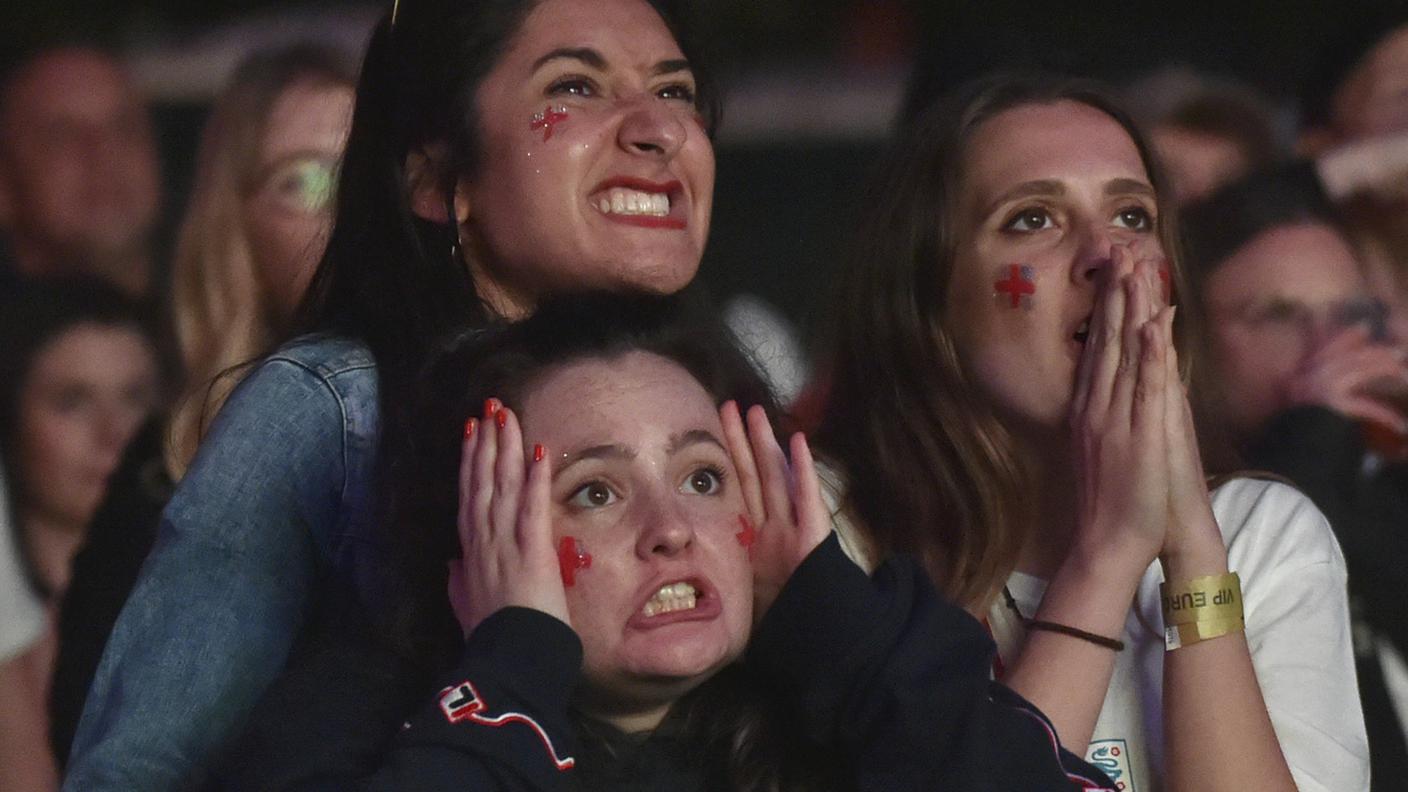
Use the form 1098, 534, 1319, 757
641, 581, 700, 617
589, 177, 685, 229
1074, 316, 1091, 346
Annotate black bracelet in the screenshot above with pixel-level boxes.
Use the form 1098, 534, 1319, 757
1026, 619, 1125, 651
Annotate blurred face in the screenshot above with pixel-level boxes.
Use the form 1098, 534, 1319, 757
1150, 124, 1248, 206
0, 49, 160, 282
461, 0, 715, 305
15, 324, 159, 530
1334, 25, 1408, 140
1204, 222, 1374, 435
519, 352, 751, 720
245, 79, 355, 323
947, 101, 1164, 435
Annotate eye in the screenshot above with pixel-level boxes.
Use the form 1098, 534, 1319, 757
680, 465, 724, 496
568, 480, 617, 509
1003, 207, 1053, 232
1114, 206, 1154, 231
548, 76, 597, 98
656, 82, 697, 103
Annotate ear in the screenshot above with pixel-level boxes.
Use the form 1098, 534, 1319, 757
405, 143, 471, 224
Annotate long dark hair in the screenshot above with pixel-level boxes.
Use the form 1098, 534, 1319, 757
381, 292, 835, 791
0, 277, 157, 600
292, 0, 720, 383
813, 74, 1189, 608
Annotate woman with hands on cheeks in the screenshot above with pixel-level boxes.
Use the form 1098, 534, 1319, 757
815, 74, 1368, 791
284, 294, 1117, 791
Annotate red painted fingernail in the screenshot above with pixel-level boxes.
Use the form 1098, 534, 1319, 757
464, 418, 477, 438
533, 443, 545, 462
496, 408, 508, 428
484, 398, 501, 419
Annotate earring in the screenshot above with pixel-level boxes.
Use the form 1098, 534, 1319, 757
445, 190, 463, 264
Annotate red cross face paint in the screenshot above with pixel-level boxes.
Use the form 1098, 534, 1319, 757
529, 105, 569, 142
994, 264, 1036, 310
1157, 266, 1172, 303
734, 514, 756, 557
557, 536, 592, 587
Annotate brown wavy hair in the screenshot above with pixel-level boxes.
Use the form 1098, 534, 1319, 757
814, 74, 1193, 610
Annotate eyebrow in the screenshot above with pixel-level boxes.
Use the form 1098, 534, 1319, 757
666, 429, 725, 456
557, 443, 634, 474
984, 179, 1065, 216
530, 47, 693, 79
1105, 177, 1156, 198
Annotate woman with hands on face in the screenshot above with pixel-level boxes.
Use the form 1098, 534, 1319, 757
814, 74, 1367, 792
235, 293, 1117, 791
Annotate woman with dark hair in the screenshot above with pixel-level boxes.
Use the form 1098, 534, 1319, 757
66, 1, 719, 788
1182, 168, 1408, 789
813, 74, 1367, 791
220, 293, 1117, 791
0, 278, 161, 791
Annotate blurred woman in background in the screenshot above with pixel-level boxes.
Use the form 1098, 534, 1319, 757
166, 44, 356, 476
0, 279, 160, 792
45, 44, 359, 767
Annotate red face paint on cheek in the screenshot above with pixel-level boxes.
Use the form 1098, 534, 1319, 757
530, 105, 569, 142
1157, 266, 1172, 303
994, 264, 1036, 310
735, 515, 756, 558
557, 536, 592, 587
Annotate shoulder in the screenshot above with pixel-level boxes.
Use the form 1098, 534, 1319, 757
1210, 476, 1345, 577
267, 335, 378, 381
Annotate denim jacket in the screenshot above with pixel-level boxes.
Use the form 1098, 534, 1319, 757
64, 336, 381, 791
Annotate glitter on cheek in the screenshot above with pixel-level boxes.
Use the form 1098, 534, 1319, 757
994, 264, 1036, 310
529, 105, 569, 141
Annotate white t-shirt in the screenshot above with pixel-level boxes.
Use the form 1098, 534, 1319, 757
826, 473, 1370, 792
0, 466, 45, 662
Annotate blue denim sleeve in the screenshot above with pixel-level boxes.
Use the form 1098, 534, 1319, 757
63, 355, 359, 791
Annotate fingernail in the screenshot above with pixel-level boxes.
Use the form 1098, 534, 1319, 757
533, 443, 545, 462
464, 418, 477, 438
496, 408, 508, 428
484, 398, 501, 419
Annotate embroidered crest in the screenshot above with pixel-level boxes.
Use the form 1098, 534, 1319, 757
1086, 739, 1135, 791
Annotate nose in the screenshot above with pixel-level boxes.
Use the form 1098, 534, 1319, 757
633, 494, 696, 559
1071, 225, 1116, 285
616, 95, 687, 160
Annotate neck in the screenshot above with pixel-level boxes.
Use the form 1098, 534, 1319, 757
1013, 437, 1079, 580
21, 511, 86, 599
464, 238, 533, 321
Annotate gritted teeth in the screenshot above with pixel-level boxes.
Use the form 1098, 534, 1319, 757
596, 188, 670, 217
641, 581, 698, 617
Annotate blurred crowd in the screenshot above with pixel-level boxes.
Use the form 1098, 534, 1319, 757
0, 3, 1406, 791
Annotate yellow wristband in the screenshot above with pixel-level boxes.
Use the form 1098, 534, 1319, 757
1164, 615, 1245, 650
1160, 572, 1244, 650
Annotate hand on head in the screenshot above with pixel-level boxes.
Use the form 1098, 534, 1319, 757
718, 401, 832, 622
448, 399, 568, 639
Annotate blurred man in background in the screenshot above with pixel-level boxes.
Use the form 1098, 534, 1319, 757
0, 46, 161, 300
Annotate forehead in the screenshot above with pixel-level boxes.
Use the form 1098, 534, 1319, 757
964, 100, 1149, 201
28, 324, 153, 383
261, 80, 354, 163
1209, 222, 1366, 304
520, 350, 719, 448
509, 0, 683, 67
4, 50, 136, 126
